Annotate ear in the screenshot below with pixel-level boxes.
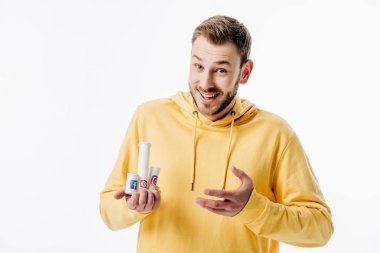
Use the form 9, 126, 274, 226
239, 59, 254, 84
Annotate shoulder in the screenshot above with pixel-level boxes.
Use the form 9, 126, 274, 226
135, 97, 174, 114
255, 109, 290, 125
253, 109, 296, 138
133, 97, 178, 123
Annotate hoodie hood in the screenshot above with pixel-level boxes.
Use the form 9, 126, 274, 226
171, 91, 258, 191
171, 91, 258, 127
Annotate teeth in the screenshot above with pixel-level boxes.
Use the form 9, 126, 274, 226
201, 92, 218, 98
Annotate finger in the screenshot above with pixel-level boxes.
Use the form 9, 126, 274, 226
114, 188, 126, 199
125, 194, 132, 201
138, 189, 148, 210
203, 188, 234, 200
196, 199, 235, 216
231, 166, 253, 190
152, 190, 161, 210
196, 197, 228, 210
128, 192, 140, 209
146, 191, 154, 211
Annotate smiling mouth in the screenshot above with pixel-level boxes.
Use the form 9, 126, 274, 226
198, 90, 220, 103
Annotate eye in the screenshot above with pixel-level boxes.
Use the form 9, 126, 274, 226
194, 63, 203, 71
216, 68, 227, 74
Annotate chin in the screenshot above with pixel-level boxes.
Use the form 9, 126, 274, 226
199, 105, 219, 116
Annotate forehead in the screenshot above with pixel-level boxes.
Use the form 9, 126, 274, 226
191, 36, 240, 65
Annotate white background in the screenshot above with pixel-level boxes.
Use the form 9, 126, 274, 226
1, 0, 379, 252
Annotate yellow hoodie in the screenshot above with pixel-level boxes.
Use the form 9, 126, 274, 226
100, 91, 333, 253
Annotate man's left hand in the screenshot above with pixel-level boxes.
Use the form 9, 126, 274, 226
196, 166, 254, 217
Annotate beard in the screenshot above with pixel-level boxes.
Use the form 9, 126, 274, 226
213, 80, 239, 115
189, 74, 240, 117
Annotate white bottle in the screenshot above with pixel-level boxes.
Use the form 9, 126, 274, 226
138, 142, 151, 189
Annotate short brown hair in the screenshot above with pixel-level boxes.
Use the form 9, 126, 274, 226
192, 15, 252, 67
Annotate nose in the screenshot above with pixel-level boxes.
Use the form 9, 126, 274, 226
198, 71, 215, 91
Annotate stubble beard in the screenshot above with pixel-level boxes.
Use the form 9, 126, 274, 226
189, 75, 240, 117
213, 79, 239, 115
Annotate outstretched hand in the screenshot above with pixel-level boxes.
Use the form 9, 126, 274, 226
114, 187, 161, 212
196, 166, 253, 217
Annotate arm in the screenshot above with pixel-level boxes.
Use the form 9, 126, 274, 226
197, 135, 334, 247
99, 109, 156, 230
235, 190, 333, 247
242, 134, 334, 247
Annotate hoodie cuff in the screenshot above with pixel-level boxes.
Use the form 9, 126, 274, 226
234, 189, 270, 225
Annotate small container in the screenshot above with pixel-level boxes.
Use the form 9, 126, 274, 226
125, 173, 140, 194
149, 166, 160, 190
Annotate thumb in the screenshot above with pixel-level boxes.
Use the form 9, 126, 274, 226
231, 166, 252, 189
114, 188, 126, 199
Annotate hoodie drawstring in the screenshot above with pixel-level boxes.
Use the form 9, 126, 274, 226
191, 111, 198, 191
223, 111, 235, 190
190, 110, 235, 191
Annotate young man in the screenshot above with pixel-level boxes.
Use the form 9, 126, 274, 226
100, 15, 333, 252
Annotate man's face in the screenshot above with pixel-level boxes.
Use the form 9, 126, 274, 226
189, 36, 244, 121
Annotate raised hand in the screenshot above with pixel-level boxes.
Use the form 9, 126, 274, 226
196, 166, 253, 217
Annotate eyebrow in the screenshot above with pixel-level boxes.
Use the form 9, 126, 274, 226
192, 54, 231, 66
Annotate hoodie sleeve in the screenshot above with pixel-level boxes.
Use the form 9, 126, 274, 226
235, 134, 334, 247
99, 108, 151, 230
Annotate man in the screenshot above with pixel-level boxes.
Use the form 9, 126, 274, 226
100, 15, 333, 252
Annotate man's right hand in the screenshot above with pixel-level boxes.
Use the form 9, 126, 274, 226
114, 187, 161, 212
